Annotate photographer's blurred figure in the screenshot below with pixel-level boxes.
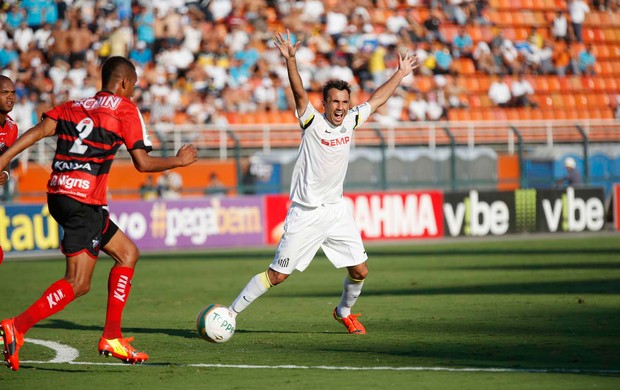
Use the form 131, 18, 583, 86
556, 157, 582, 188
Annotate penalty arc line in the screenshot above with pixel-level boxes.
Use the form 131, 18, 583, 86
19, 338, 620, 374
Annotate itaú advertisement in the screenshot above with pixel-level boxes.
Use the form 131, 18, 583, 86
264, 191, 445, 244
0, 203, 60, 253
109, 197, 265, 250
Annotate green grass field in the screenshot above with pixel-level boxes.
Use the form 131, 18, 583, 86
1, 235, 619, 389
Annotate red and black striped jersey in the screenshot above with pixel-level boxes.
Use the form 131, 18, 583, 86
44, 91, 153, 205
0, 114, 18, 155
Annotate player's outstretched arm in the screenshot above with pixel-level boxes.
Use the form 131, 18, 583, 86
274, 30, 309, 117
367, 52, 419, 115
129, 144, 198, 173
0, 118, 56, 185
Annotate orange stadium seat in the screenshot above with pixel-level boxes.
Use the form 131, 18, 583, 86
464, 77, 480, 93
493, 108, 508, 121
563, 94, 577, 108
468, 95, 482, 108
586, 12, 602, 27
416, 76, 433, 93
575, 94, 589, 109
441, 24, 459, 42
481, 109, 494, 121
557, 77, 571, 93
478, 75, 492, 92
533, 76, 550, 92
454, 58, 476, 75
547, 76, 561, 92
516, 108, 533, 120
603, 77, 617, 91
521, 11, 537, 26
587, 108, 603, 119
600, 108, 614, 119
541, 109, 555, 120
470, 110, 485, 121
522, 0, 536, 10
529, 109, 544, 120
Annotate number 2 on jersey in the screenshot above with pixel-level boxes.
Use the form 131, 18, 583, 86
69, 118, 95, 154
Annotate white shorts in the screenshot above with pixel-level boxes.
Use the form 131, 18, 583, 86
270, 199, 368, 274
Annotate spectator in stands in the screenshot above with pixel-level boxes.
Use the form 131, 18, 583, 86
68, 19, 92, 63
49, 19, 70, 64
426, 90, 448, 121
253, 77, 277, 112
452, 27, 473, 59
443, 75, 469, 109
568, 0, 590, 43
140, 175, 158, 200
488, 75, 512, 108
555, 157, 582, 187
13, 21, 34, 54
433, 42, 453, 75
423, 9, 445, 43
129, 41, 152, 68
510, 73, 537, 108
553, 40, 575, 76
408, 92, 430, 121
577, 44, 596, 75
473, 41, 494, 74
157, 171, 183, 199
551, 10, 569, 42
205, 172, 228, 196
500, 39, 521, 75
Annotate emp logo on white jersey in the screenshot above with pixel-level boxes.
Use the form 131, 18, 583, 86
321, 136, 350, 147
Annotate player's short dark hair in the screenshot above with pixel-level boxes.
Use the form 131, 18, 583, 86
322, 80, 351, 101
101, 56, 136, 86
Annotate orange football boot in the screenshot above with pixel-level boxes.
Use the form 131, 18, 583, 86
333, 308, 366, 334
1, 318, 25, 371
98, 336, 149, 364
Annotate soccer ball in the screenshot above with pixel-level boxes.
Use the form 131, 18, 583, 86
196, 304, 236, 343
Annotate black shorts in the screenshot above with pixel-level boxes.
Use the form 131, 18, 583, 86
47, 194, 119, 259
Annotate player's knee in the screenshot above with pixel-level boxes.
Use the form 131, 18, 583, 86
267, 269, 289, 286
117, 243, 140, 267
67, 279, 91, 297
348, 262, 368, 280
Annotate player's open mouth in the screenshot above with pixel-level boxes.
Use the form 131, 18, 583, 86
334, 111, 344, 120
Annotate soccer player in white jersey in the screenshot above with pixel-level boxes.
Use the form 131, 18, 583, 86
228, 31, 418, 334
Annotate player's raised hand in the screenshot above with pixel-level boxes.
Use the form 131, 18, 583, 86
397, 52, 420, 75
274, 30, 301, 60
176, 144, 198, 166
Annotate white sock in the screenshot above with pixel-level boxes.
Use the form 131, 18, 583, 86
336, 275, 365, 318
229, 271, 273, 317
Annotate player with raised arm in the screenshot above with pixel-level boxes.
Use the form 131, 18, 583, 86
0, 56, 198, 371
0, 75, 18, 264
227, 31, 418, 334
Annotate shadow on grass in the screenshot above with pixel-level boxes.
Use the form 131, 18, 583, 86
36, 319, 197, 339
452, 262, 620, 271
283, 278, 620, 297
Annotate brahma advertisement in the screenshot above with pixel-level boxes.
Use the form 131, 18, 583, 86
264, 191, 445, 244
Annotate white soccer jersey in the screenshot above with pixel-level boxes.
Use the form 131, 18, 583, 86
290, 101, 372, 207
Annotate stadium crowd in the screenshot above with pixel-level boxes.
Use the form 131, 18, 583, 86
0, 0, 619, 134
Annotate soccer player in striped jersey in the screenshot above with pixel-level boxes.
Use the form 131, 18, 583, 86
0, 57, 197, 371
228, 31, 418, 334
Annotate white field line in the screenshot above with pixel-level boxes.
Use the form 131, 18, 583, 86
18, 338, 620, 374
